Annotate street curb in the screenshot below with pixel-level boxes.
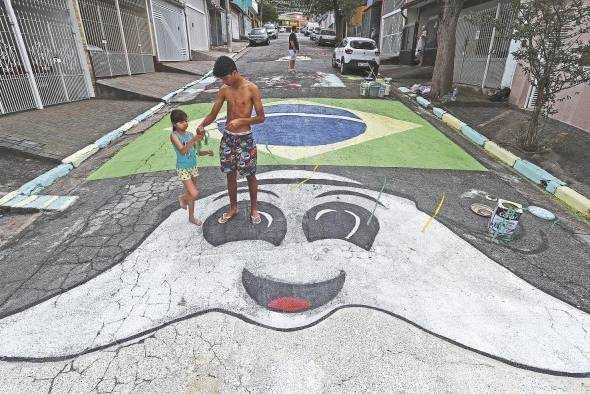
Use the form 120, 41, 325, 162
397, 86, 590, 219
1, 45, 250, 212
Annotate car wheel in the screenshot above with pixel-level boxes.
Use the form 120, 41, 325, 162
265, 39, 270, 46
331, 55, 337, 68
340, 58, 348, 75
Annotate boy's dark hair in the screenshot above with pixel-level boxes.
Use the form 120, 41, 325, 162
170, 109, 188, 131
213, 56, 237, 78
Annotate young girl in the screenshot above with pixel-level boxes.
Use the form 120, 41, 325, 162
170, 109, 204, 225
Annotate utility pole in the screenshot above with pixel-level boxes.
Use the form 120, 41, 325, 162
225, 0, 233, 52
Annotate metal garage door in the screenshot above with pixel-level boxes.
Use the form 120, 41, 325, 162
1, 0, 91, 115
186, 0, 208, 51
231, 11, 239, 40
151, 0, 188, 61
78, 0, 154, 78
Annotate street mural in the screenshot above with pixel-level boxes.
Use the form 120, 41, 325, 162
1, 97, 588, 382
1, 172, 590, 377
89, 99, 485, 180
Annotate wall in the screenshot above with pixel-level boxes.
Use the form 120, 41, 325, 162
509, 28, 590, 132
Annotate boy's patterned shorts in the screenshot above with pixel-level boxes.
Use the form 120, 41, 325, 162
219, 132, 257, 176
176, 166, 199, 181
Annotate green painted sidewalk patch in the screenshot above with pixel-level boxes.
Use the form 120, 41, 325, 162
89, 98, 485, 181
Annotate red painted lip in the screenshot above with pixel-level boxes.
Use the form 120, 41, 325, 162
267, 297, 313, 313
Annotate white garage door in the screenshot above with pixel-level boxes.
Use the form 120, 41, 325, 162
151, 0, 189, 61
231, 11, 240, 40
186, 0, 209, 51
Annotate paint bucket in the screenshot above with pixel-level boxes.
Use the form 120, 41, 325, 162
369, 82, 384, 98
360, 82, 369, 96
488, 199, 523, 240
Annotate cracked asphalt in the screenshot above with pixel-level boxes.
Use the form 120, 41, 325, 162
1, 33, 590, 393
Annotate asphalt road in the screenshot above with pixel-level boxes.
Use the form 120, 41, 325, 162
0, 33, 589, 393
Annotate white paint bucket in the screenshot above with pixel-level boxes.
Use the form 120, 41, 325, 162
488, 199, 523, 240
360, 82, 369, 96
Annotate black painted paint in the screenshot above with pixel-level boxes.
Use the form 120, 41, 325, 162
203, 200, 287, 247
303, 202, 380, 251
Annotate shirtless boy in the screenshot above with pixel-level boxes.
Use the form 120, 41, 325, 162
197, 56, 265, 224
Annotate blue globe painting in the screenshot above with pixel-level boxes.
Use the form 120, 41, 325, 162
216, 104, 367, 146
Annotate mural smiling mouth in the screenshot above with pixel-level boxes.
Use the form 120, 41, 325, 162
242, 269, 346, 313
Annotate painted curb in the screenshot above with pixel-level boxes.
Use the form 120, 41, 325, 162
62, 144, 100, 168
19, 163, 74, 195
416, 96, 431, 108
554, 186, 590, 217
441, 113, 466, 131
513, 159, 566, 194
483, 141, 519, 167
460, 125, 488, 147
119, 119, 139, 132
0, 190, 19, 206
396, 85, 590, 220
433, 107, 447, 119
95, 129, 124, 148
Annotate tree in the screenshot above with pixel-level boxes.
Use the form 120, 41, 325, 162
302, 0, 363, 41
508, 0, 590, 150
430, 0, 464, 100
259, 0, 279, 23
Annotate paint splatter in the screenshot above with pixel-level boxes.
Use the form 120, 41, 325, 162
421, 194, 446, 233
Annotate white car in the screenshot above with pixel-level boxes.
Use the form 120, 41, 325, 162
264, 24, 278, 39
278, 27, 286, 33
310, 26, 321, 40
317, 29, 336, 46
333, 37, 380, 77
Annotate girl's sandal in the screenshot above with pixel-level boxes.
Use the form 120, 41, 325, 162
218, 211, 238, 224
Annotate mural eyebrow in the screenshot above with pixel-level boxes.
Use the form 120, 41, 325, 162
314, 190, 386, 207
214, 188, 279, 202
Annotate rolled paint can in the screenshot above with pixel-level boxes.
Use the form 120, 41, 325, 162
488, 199, 523, 240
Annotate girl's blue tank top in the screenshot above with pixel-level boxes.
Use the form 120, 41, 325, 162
172, 131, 197, 169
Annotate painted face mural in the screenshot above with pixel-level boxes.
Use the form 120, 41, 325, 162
1, 171, 589, 376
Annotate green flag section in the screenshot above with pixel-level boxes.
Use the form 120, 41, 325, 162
88, 98, 486, 181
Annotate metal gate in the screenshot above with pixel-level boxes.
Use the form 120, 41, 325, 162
151, 0, 188, 61
78, 0, 154, 78
1, 0, 91, 115
453, 0, 513, 88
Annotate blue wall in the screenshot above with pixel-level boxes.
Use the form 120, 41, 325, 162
232, 0, 252, 13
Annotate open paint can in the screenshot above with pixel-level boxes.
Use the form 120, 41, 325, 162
488, 199, 523, 240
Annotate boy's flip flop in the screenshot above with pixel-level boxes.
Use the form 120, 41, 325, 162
250, 213, 262, 225
218, 211, 238, 224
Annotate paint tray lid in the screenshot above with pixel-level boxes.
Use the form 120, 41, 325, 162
527, 206, 556, 220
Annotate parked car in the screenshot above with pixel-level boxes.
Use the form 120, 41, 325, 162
333, 37, 380, 77
318, 29, 336, 46
310, 26, 321, 40
301, 26, 309, 35
264, 24, 278, 39
248, 28, 270, 46
305, 23, 318, 36
278, 26, 286, 33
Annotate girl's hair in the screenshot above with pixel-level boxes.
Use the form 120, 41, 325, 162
170, 109, 188, 131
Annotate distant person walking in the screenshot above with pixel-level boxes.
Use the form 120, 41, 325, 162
288, 29, 299, 72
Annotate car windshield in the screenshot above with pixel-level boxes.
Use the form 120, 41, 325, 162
251, 29, 265, 34
321, 30, 335, 35
350, 40, 376, 50
264, 25, 275, 30
314, 27, 321, 32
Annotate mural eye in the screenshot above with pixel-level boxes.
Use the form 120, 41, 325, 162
302, 202, 379, 251
203, 201, 287, 247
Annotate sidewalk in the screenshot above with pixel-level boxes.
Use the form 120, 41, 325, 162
382, 64, 590, 199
